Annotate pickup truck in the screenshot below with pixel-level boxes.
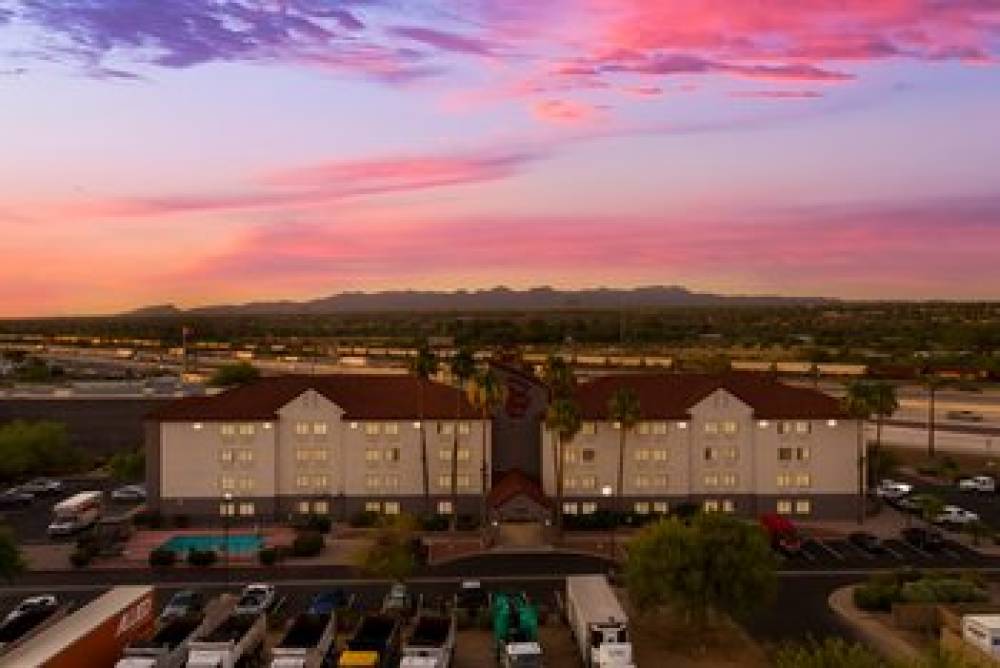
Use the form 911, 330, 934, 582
958, 476, 996, 493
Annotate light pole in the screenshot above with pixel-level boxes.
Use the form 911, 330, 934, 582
601, 485, 614, 565
223, 492, 233, 586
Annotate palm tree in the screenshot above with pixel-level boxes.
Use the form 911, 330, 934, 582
869, 381, 899, 461
411, 344, 438, 515
541, 354, 574, 400
842, 380, 874, 525
467, 368, 507, 528
608, 387, 641, 515
546, 397, 582, 535
449, 347, 476, 531
922, 372, 945, 460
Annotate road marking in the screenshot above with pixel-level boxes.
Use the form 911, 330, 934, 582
814, 540, 845, 561
881, 543, 904, 560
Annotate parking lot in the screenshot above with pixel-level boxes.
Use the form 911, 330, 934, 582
777, 532, 993, 570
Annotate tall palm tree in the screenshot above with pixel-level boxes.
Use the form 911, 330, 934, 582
449, 347, 476, 530
546, 397, 582, 535
842, 380, 874, 525
467, 368, 507, 528
411, 344, 438, 515
922, 372, 945, 460
607, 387, 641, 515
541, 354, 574, 400
869, 381, 899, 462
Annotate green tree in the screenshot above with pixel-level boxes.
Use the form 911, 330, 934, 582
209, 362, 260, 387
608, 387, 641, 515
108, 450, 145, 482
921, 373, 946, 460
0, 527, 25, 582
467, 368, 507, 528
449, 347, 477, 531
869, 381, 899, 457
843, 380, 874, 524
625, 514, 776, 628
357, 515, 418, 581
411, 344, 439, 514
0, 420, 82, 481
773, 637, 886, 668
541, 354, 574, 399
545, 397, 581, 534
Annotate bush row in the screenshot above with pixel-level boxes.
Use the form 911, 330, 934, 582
853, 569, 987, 612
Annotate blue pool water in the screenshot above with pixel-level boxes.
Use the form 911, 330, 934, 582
160, 534, 264, 554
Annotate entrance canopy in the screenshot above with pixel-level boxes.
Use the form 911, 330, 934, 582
488, 469, 551, 523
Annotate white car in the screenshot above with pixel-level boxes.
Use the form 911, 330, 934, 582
19, 478, 62, 495
234, 584, 276, 616
876, 480, 913, 499
935, 505, 980, 526
958, 476, 996, 493
3, 595, 58, 624
111, 484, 147, 501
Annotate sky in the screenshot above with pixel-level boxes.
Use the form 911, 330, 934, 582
1, 1, 999, 316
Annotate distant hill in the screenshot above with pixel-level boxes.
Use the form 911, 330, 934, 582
120, 286, 832, 317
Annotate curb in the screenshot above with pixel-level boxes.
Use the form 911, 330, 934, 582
827, 584, 922, 662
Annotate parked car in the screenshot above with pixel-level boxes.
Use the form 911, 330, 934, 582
935, 505, 980, 526
901, 527, 946, 551
19, 478, 62, 495
234, 583, 276, 616
110, 484, 147, 501
0, 489, 33, 509
159, 589, 204, 621
2, 596, 58, 625
876, 479, 913, 500
947, 410, 984, 422
308, 590, 351, 616
848, 531, 886, 554
958, 476, 996, 493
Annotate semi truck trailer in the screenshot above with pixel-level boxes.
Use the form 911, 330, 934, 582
565, 575, 634, 668
270, 611, 337, 668
337, 614, 400, 668
399, 612, 456, 668
185, 612, 265, 668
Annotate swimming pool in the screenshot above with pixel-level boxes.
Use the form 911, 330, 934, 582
159, 534, 264, 555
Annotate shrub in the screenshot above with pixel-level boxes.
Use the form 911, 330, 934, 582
258, 547, 279, 566
69, 549, 92, 568
149, 548, 176, 568
853, 583, 897, 612
349, 511, 379, 528
291, 513, 332, 533
292, 530, 324, 557
456, 514, 481, 531
186, 549, 218, 567
419, 514, 449, 532
900, 578, 987, 604
133, 509, 163, 529
172, 514, 191, 529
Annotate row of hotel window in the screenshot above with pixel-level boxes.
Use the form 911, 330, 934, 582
215, 446, 476, 466
562, 499, 813, 516
579, 420, 824, 436
562, 472, 813, 490
218, 473, 476, 492
562, 445, 810, 465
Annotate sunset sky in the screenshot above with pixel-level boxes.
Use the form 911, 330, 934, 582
2, 1, 999, 316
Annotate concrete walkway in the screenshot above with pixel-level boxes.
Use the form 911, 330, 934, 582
828, 585, 923, 662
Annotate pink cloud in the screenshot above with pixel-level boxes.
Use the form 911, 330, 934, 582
532, 99, 604, 123
730, 90, 824, 100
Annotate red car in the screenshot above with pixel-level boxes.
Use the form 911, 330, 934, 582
759, 513, 803, 555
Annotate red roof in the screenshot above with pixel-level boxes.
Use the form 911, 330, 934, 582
487, 469, 549, 509
573, 372, 847, 420
148, 374, 477, 421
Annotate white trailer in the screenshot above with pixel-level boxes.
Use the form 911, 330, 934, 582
962, 614, 1000, 659
117, 596, 234, 668
270, 612, 337, 668
565, 576, 634, 668
186, 612, 265, 668
400, 613, 456, 668
48, 490, 103, 536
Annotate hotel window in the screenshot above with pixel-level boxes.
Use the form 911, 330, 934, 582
219, 449, 234, 464
219, 502, 236, 517
457, 474, 471, 489
385, 448, 400, 463
313, 449, 329, 462
438, 422, 454, 436
365, 448, 381, 463
723, 447, 739, 462
313, 500, 329, 514
220, 475, 236, 491
652, 449, 668, 462
704, 421, 720, 435
777, 500, 793, 515
634, 475, 649, 489
296, 501, 311, 514
634, 502, 650, 515
457, 447, 471, 462
703, 499, 720, 513
237, 477, 254, 491
581, 502, 597, 515
384, 422, 400, 437
295, 448, 310, 463
795, 500, 812, 515
365, 501, 381, 513
722, 499, 735, 513
704, 447, 719, 462
384, 501, 400, 515
778, 447, 793, 462
563, 448, 579, 464
703, 474, 719, 488
296, 475, 311, 489
562, 502, 579, 515
563, 476, 578, 490
795, 473, 812, 488
437, 501, 454, 515
439, 448, 453, 461
313, 422, 328, 437
294, 422, 310, 437
238, 502, 255, 516
722, 421, 738, 435
220, 424, 237, 438
580, 475, 597, 490
365, 474, 380, 490
237, 449, 254, 464
653, 501, 669, 514
795, 421, 812, 435
653, 474, 668, 488
638, 423, 650, 436
581, 448, 596, 464
458, 422, 471, 436
238, 424, 255, 437
796, 447, 811, 462
721, 473, 737, 488
438, 474, 452, 489
777, 473, 792, 488
634, 449, 650, 462
364, 422, 380, 436
778, 421, 794, 435
581, 422, 597, 436
313, 474, 329, 488
652, 422, 668, 436
384, 474, 399, 490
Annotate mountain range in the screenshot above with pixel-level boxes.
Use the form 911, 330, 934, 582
122, 286, 830, 317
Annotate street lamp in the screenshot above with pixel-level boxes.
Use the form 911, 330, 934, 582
223, 492, 233, 586
601, 485, 615, 564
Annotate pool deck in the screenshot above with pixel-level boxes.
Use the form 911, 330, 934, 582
120, 527, 297, 566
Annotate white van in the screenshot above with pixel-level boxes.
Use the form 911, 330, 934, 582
48, 491, 103, 536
